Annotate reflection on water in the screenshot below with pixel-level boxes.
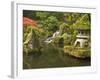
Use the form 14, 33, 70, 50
23, 44, 90, 69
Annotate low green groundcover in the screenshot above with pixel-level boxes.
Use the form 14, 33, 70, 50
64, 46, 91, 58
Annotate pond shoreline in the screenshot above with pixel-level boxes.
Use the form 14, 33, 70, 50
23, 44, 90, 69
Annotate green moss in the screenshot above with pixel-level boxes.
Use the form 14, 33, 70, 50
64, 46, 91, 58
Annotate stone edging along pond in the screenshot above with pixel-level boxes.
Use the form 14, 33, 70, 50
64, 46, 91, 59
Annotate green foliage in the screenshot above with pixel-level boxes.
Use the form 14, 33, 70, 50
63, 13, 82, 25
45, 16, 58, 31
23, 26, 32, 44
35, 12, 61, 36
52, 37, 61, 45
23, 10, 91, 38
61, 33, 72, 45
72, 14, 91, 29
23, 26, 43, 55
36, 12, 50, 19
69, 30, 78, 44
59, 23, 70, 35
23, 10, 91, 57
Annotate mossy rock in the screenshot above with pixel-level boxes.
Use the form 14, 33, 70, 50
64, 45, 73, 53
64, 46, 91, 58
71, 49, 91, 58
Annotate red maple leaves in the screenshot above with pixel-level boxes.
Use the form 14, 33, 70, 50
23, 17, 37, 27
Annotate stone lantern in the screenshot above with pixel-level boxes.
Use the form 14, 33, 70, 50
74, 29, 90, 48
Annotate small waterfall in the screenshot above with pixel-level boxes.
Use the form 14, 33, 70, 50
44, 31, 60, 44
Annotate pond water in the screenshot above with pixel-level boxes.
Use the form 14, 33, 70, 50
23, 43, 90, 69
